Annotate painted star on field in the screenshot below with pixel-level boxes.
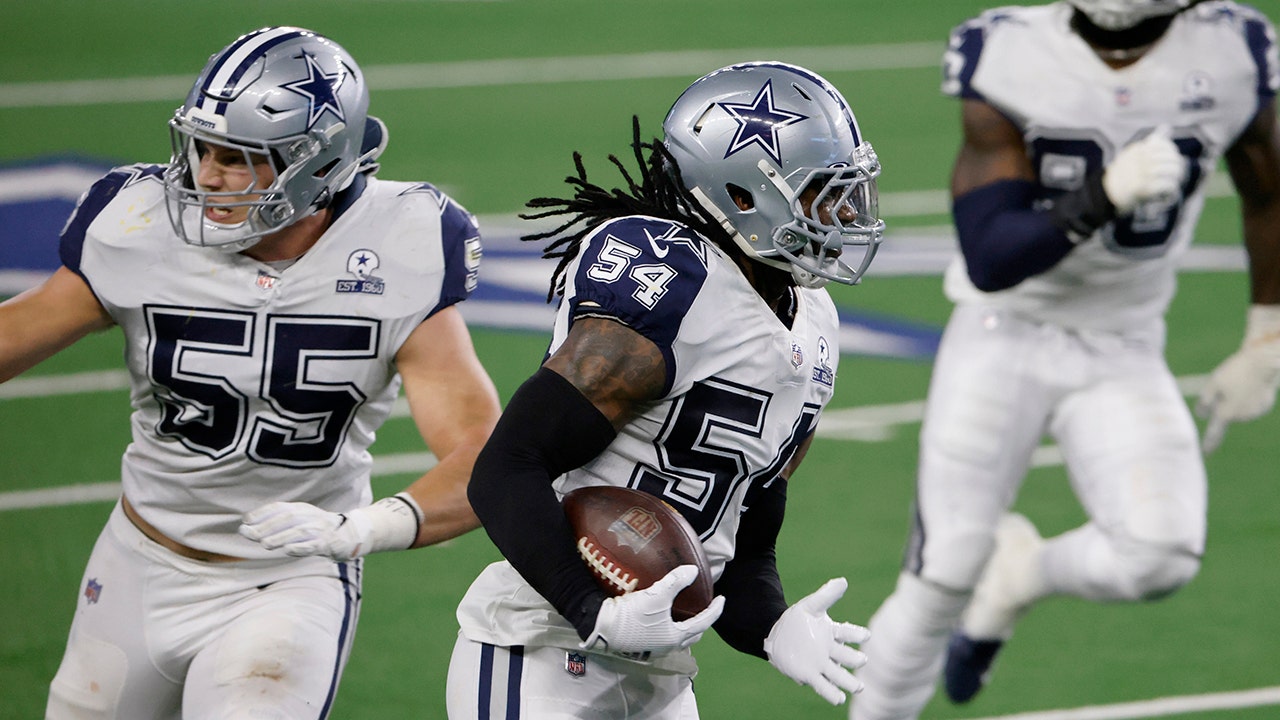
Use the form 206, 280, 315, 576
282, 51, 347, 129
717, 79, 808, 163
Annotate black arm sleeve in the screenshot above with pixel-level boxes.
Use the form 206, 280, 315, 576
952, 177, 1114, 292
712, 476, 789, 659
467, 367, 618, 640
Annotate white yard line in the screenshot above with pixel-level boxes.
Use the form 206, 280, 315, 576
0, 373, 1210, 512
0, 450, 437, 512
961, 685, 1280, 720
0, 42, 943, 109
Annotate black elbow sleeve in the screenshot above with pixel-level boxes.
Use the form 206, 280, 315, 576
713, 477, 789, 659
468, 367, 619, 639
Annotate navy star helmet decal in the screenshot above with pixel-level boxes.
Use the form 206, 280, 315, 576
717, 79, 808, 163
282, 50, 347, 130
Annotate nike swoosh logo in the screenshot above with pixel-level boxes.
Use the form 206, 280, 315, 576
644, 228, 670, 259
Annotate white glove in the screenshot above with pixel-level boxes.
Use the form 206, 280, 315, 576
581, 565, 725, 657
764, 577, 869, 706
1102, 127, 1186, 214
1196, 304, 1280, 453
239, 494, 422, 560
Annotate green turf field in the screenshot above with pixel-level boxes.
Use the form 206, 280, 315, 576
3, 1, 1280, 718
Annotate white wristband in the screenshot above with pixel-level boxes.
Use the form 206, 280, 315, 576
348, 494, 422, 554
1243, 304, 1280, 352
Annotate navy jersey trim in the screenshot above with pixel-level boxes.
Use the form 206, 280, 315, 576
59, 165, 165, 292
1241, 12, 1279, 114
568, 217, 711, 394
947, 23, 987, 101
328, 172, 367, 223
428, 190, 482, 318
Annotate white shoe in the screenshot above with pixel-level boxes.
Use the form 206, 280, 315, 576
960, 512, 1045, 640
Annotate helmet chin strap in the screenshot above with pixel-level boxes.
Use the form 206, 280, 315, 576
688, 179, 843, 290
687, 186, 793, 273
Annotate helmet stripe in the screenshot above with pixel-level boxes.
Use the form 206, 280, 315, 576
198, 27, 308, 115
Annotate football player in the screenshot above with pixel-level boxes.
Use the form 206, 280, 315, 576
0, 27, 500, 719
850, 2, 1280, 719
446, 62, 884, 717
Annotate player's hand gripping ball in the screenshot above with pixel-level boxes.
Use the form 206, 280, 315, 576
562, 486, 714, 620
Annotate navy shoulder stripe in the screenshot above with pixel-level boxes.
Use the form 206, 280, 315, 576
426, 186, 481, 316
943, 19, 987, 101
569, 216, 711, 384
59, 164, 164, 277
1240, 11, 1279, 106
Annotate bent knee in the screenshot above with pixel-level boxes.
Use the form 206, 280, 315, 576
1116, 544, 1200, 601
47, 635, 129, 720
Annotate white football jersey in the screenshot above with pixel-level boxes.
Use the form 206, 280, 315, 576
456, 216, 840, 668
941, 1, 1279, 330
60, 167, 482, 558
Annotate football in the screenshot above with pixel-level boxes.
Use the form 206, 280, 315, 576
562, 485, 714, 621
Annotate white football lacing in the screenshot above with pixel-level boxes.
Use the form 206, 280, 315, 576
577, 537, 639, 594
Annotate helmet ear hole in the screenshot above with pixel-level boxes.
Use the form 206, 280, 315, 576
726, 184, 755, 211
313, 158, 341, 179
662, 61, 884, 285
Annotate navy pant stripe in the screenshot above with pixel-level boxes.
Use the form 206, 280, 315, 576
478, 643, 496, 719
318, 561, 359, 720
505, 646, 524, 720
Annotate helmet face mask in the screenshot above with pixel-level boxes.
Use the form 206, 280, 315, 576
663, 62, 884, 288
772, 143, 883, 287
163, 26, 369, 252
1067, 0, 1190, 31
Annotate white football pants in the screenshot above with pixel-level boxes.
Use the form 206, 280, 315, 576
46, 501, 361, 720
446, 634, 699, 719
851, 304, 1206, 720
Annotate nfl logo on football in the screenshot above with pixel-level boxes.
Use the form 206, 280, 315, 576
609, 507, 661, 551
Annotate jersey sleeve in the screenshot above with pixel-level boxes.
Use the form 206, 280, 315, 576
942, 15, 989, 101
568, 216, 711, 384
59, 164, 164, 285
1236, 2, 1280, 108
428, 187, 482, 316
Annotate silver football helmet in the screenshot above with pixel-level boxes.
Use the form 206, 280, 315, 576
164, 27, 371, 251
1067, 0, 1191, 30
663, 62, 884, 288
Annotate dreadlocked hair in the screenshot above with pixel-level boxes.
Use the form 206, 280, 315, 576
521, 115, 732, 301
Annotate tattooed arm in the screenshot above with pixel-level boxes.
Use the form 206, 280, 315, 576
467, 316, 669, 638
543, 316, 667, 428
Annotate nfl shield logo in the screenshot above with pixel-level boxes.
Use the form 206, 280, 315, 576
608, 507, 661, 552
84, 578, 102, 604
565, 651, 587, 677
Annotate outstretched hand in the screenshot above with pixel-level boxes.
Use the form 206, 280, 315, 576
764, 577, 870, 705
1196, 305, 1280, 453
